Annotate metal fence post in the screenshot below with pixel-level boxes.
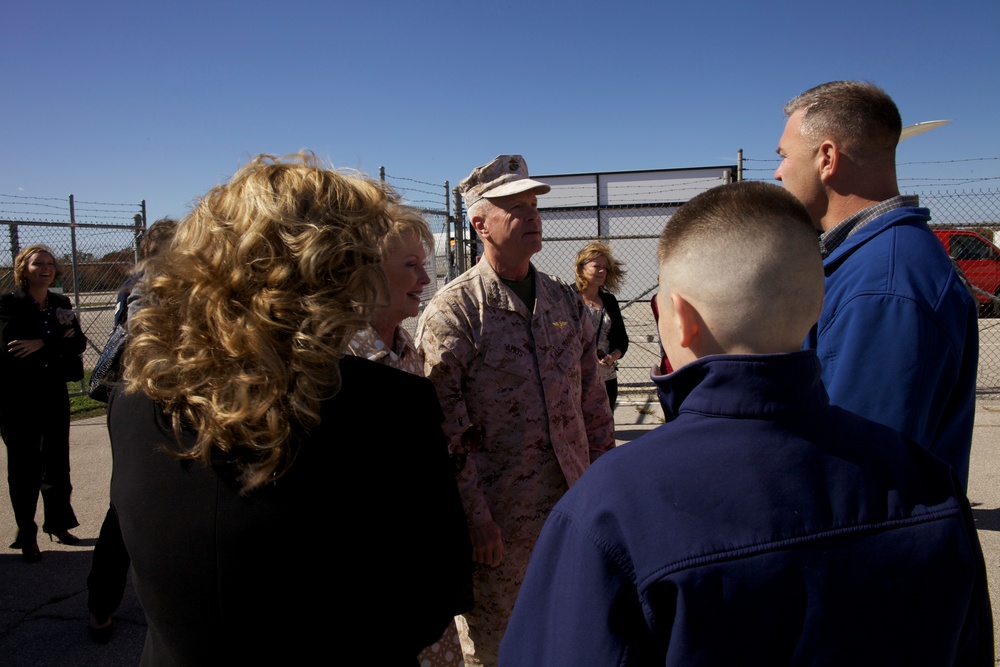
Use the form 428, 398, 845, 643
67, 194, 85, 392
8, 223, 18, 263
452, 186, 466, 273
444, 181, 455, 282
68, 195, 80, 305
136, 200, 147, 262
132, 214, 143, 263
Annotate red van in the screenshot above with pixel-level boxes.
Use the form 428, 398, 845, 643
933, 229, 1000, 316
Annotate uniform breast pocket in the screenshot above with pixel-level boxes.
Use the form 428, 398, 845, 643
540, 319, 585, 376
479, 337, 538, 383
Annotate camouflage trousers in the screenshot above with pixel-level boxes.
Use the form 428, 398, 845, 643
458, 537, 536, 667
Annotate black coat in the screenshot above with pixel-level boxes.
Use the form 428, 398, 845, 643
0, 290, 86, 399
110, 355, 473, 666
598, 290, 629, 359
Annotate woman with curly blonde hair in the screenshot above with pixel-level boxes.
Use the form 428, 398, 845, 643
575, 241, 629, 408
109, 154, 471, 665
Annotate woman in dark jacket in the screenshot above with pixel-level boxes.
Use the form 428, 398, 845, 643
0, 245, 86, 561
110, 154, 471, 665
575, 241, 629, 408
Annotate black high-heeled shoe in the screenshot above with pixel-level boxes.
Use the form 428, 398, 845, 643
88, 614, 114, 644
47, 530, 80, 545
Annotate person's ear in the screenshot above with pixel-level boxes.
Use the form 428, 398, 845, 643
670, 292, 700, 349
818, 139, 839, 183
470, 210, 489, 238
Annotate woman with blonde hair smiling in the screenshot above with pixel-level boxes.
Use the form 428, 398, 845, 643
346, 203, 433, 373
0, 244, 86, 561
346, 205, 472, 666
110, 153, 471, 665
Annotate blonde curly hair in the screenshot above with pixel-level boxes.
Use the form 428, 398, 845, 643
123, 153, 394, 492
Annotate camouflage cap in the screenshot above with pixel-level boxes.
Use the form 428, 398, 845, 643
459, 155, 551, 209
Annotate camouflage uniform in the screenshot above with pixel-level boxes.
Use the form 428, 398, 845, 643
417, 260, 615, 665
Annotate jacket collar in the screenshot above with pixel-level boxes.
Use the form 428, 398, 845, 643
653, 351, 829, 422
475, 260, 552, 318
824, 205, 930, 270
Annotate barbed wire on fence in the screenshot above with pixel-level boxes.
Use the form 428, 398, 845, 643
381, 172, 452, 216
0, 194, 145, 226
381, 172, 446, 189
902, 177, 1000, 187
742, 155, 1000, 165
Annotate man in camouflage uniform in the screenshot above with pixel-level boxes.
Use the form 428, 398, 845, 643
417, 155, 615, 666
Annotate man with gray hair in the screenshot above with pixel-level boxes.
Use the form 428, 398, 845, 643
775, 81, 978, 488
417, 154, 615, 666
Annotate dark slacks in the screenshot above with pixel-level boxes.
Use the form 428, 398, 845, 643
1, 380, 79, 545
87, 507, 131, 621
604, 378, 618, 410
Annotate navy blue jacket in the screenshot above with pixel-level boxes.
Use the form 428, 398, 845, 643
806, 206, 978, 488
501, 352, 992, 666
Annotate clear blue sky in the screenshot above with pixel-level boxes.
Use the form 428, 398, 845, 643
3, 0, 998, 224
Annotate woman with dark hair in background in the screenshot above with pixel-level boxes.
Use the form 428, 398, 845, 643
575, 241, 629, 408
110, 154, 471, 665
0, 244, 87, 561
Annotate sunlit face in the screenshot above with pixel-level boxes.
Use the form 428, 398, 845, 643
24, 251, 57, 290
774, 110, 825, 229
377, 232, 430, 328
478, 190, 543, 267
581, 255, 608, 289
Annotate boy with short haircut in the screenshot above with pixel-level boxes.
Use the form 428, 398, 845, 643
499, 182, 992, 666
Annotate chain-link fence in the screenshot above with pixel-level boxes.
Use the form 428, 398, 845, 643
527, 206, 675, 397
576, 188, 1000, 397
436, 180, 1000, 398
0, 194, 147, 392
915, 188, 1000, 392
4, 179, 997, 399
379, 169, 457, 303
524, 168, 735, 398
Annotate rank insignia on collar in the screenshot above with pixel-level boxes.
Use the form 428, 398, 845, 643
552, 321, 568, 329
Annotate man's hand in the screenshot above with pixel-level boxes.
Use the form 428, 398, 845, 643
469, 520, 503, 567
8, 339, 44, 358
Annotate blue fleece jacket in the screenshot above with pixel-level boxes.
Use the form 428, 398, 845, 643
805, 205, 978, 488
500, 352, 992, 666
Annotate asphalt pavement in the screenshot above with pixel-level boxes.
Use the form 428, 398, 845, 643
0, 395, 998, 665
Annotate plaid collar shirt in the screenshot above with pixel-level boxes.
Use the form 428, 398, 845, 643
819, 195, 920, 258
